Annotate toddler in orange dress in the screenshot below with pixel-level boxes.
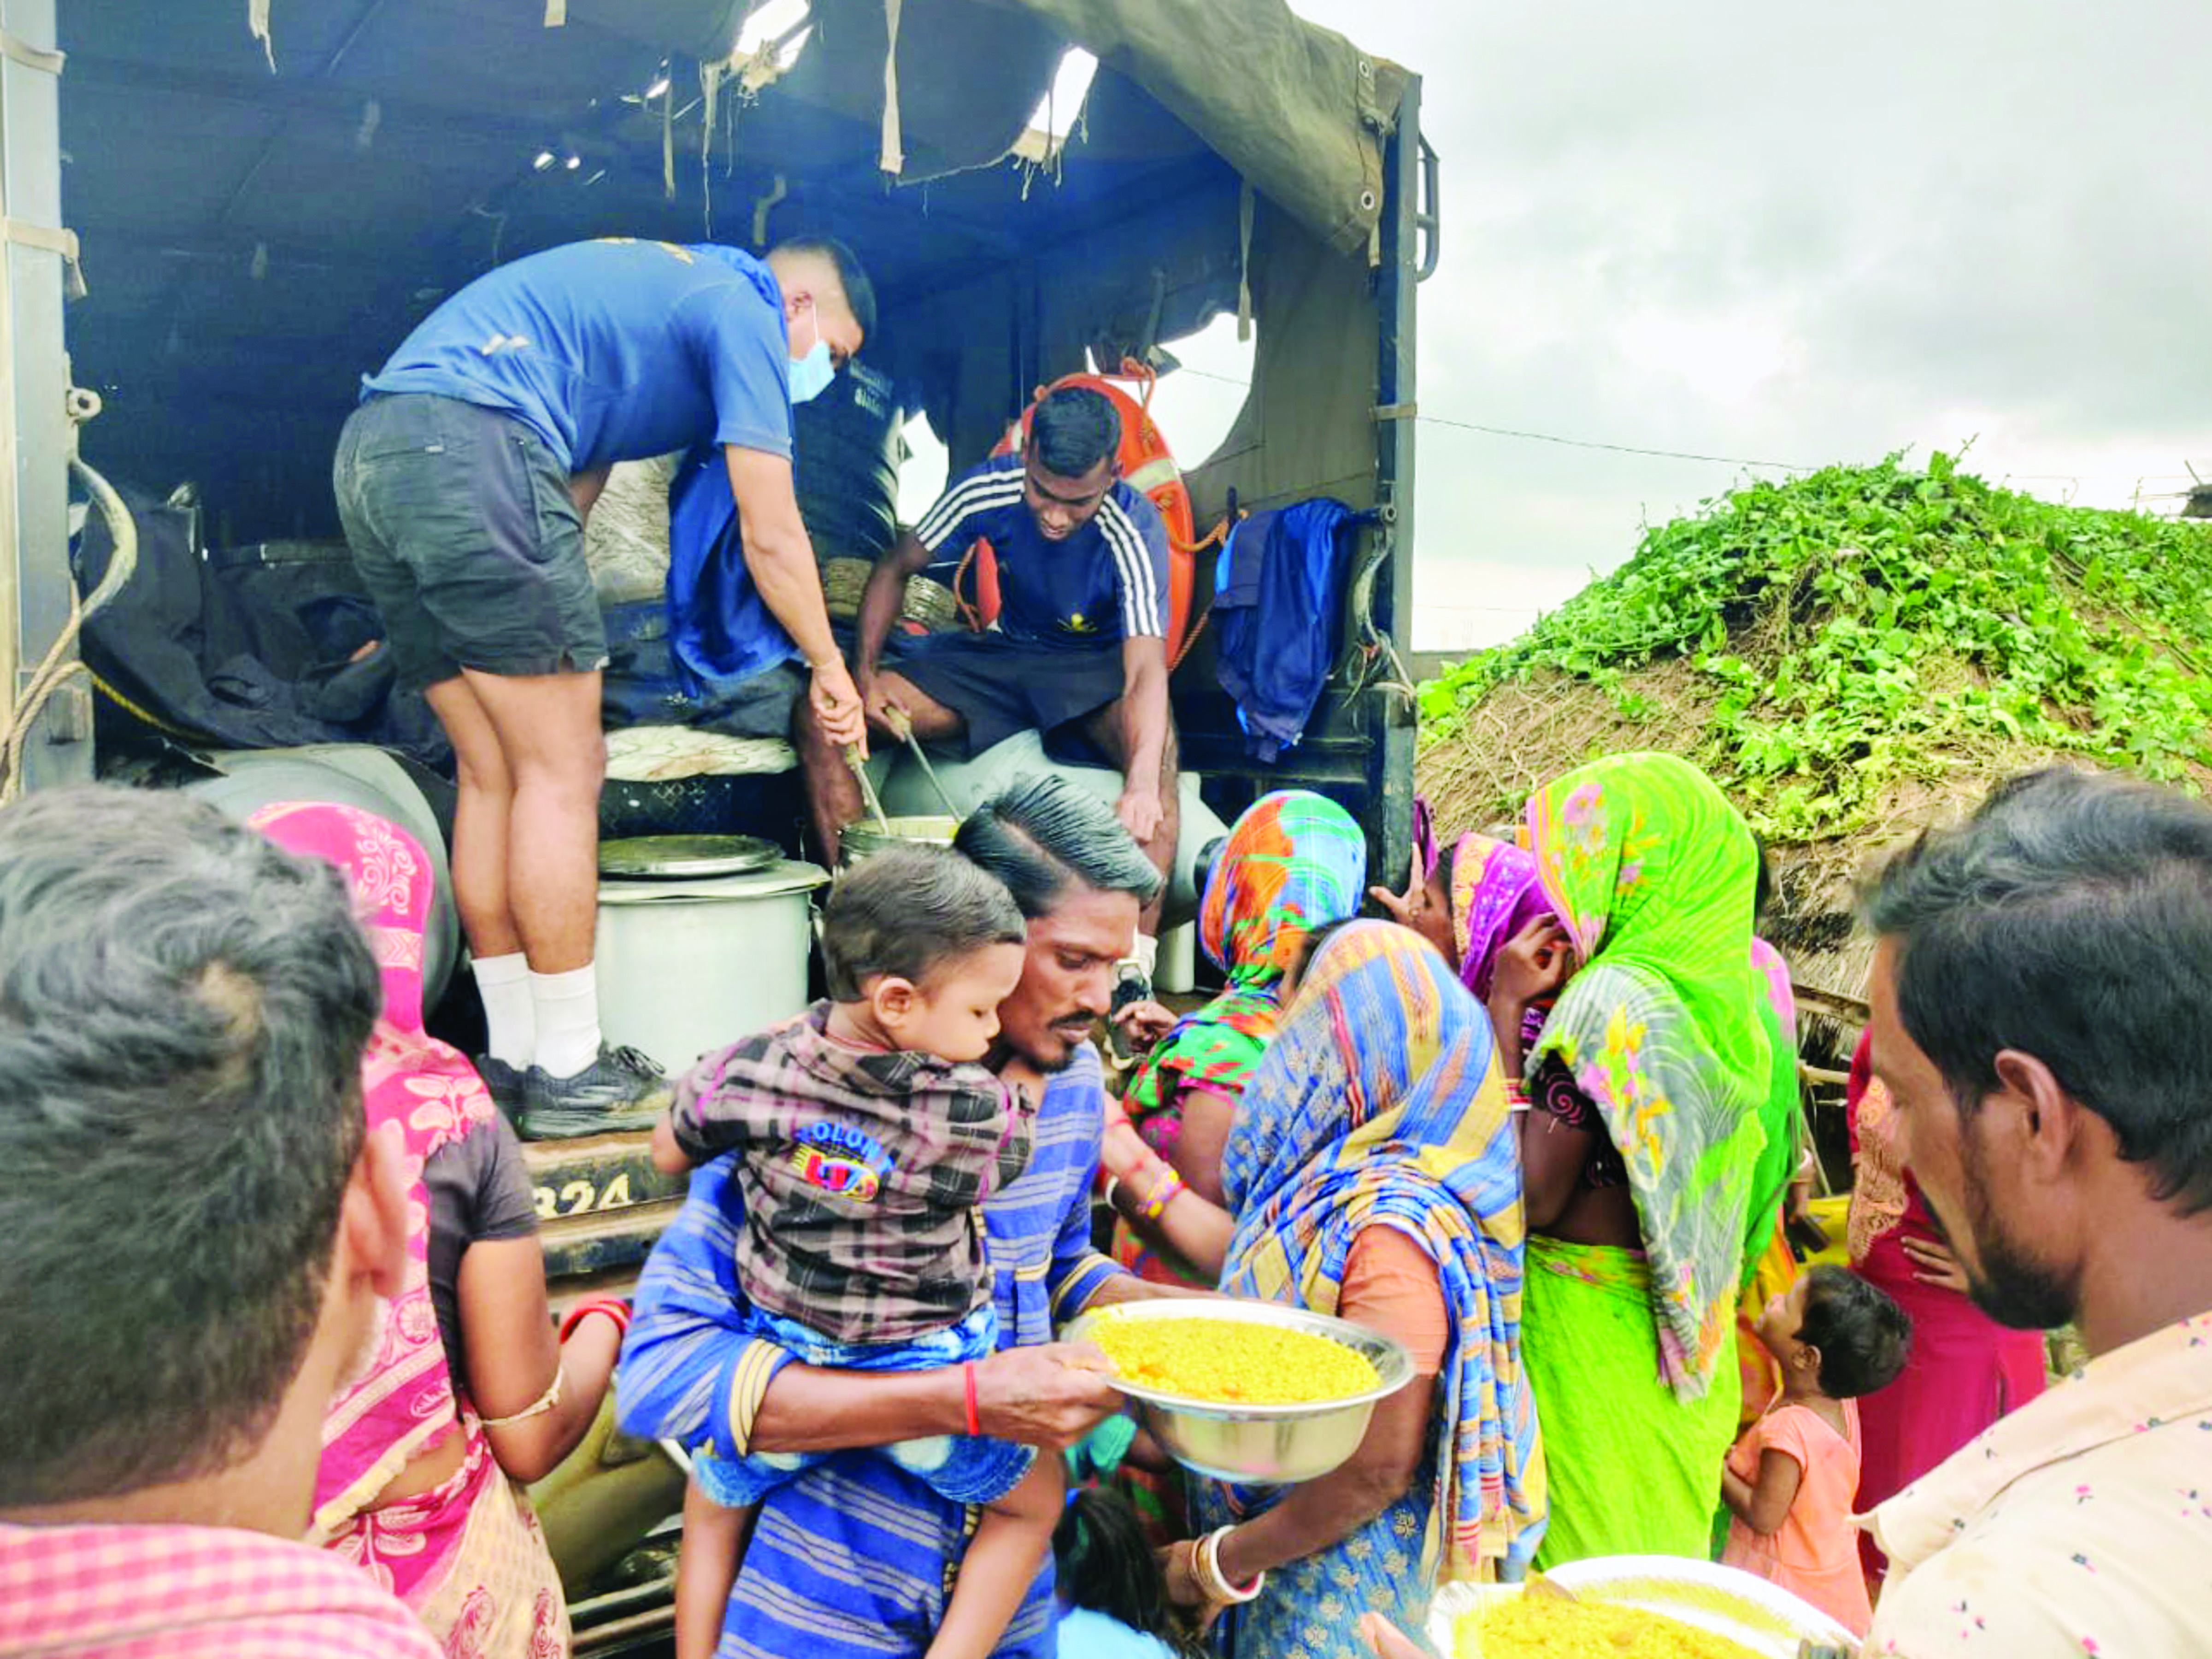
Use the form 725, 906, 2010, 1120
1721, 1264, 1911, 1635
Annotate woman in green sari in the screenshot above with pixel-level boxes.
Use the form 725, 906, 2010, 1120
1483, 753, 1771, 1566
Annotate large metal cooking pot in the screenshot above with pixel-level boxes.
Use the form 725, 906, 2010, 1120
188, 745, 459, 1010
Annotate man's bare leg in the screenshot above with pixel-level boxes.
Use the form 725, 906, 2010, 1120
454, 667, 665, 1130
1087, 704, 1180, 936
794, 669, 965, 865
424, 676, 523, 959
424, 676, 536, 1076
459, 668, 606, 974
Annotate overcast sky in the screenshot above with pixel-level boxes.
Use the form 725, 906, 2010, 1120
908, 0, 2208, 652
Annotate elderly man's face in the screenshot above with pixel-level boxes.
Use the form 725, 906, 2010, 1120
1867, 936, 2077, 1331
995, 884, 1140, 1073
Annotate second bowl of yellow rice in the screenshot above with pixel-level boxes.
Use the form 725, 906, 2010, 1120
1428, 1562, 1858, 1659
1066, 1298, 1413, 1485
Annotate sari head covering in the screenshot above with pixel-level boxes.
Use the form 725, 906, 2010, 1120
1218, 920, 1544, 1579
248, 802, 500, 1539
1446, 832, 1551, 1003
1523, 752, 1770, 1399
1123, 789, 1366, 1144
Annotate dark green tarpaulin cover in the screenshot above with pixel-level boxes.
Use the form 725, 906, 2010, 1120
565, 0, 1407, 255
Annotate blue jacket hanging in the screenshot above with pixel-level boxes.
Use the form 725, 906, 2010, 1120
1211, 497, 1355, 761
665, 444, 799, 695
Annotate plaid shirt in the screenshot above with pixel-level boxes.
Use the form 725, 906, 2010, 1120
671, 1001, 1035, 1344
0, 1521, 443, 1659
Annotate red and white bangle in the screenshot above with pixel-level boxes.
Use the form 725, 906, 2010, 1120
559, 1298, 631, 1344
1194, 1526, 1265, 1604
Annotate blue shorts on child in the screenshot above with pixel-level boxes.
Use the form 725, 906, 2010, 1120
690, 1302, 1036, 1509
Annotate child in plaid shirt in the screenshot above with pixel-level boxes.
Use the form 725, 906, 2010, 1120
646, 845, 1058, 1659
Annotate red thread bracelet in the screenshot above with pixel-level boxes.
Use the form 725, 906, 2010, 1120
962, 1362, 982, 1436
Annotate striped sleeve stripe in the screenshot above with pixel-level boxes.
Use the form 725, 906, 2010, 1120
1097, 498, 1157, 637
912, 470, 1026, 552
1098, 497, 1164, 637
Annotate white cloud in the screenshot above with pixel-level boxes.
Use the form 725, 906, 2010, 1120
1186, 0, 2212, 647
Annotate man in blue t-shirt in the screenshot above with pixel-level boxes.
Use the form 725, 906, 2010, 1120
799, 387, 1178, 946
334, 235, 874, 1135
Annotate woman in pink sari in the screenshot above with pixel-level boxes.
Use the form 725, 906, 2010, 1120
252, 802, 622, 1658
1845, 1027, 2047, 1588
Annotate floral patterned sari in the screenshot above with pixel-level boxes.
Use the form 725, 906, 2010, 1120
253, 802, 568, 1659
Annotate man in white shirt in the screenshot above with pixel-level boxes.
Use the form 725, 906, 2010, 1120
1855, 765, 2212, 1656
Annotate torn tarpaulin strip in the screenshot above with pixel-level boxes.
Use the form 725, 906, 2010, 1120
6, 218, 87, 300
0, 29, 64, 75
879, 0, 905, 175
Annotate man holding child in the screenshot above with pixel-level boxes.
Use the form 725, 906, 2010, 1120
620, 774, 1174, 1659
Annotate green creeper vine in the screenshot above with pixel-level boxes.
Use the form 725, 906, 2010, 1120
1420, 453, 2212, 841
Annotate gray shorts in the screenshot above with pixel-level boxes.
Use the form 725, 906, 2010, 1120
333, 393, 609, 691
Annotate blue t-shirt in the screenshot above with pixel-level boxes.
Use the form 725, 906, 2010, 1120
914, 454, 1170, 653
362, 238, 793, 472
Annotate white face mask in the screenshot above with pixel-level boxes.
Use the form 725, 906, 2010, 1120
786, 307, 836, 404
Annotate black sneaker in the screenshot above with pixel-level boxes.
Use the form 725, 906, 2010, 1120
474, 1055, 527, 1120
519, 1044, 672, 1141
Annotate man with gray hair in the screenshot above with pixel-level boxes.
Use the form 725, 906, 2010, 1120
621, 774, 1178, 1659
0, 788, 438, 1659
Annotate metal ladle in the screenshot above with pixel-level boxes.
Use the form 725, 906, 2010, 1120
887, 711, 963, 820
845, 743, 890, 835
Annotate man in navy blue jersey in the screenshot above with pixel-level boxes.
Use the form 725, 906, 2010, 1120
800, 386, 1177, 954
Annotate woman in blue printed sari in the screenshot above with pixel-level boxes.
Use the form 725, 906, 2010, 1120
1167, 922, 1545, 1659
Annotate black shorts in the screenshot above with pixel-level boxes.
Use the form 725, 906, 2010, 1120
333, 393, 608, 691
888, 632, 1127, 759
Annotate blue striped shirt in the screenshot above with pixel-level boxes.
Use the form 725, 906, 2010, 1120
618, 1046, 1122, 1659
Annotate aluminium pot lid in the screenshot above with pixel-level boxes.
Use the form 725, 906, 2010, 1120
598, 833, 782, 879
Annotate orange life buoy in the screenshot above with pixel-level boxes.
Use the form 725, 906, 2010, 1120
959, 365, 1205, 667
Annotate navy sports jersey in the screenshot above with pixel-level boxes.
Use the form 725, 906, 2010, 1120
913, 454, 1169, 652
363, 239, 793, 472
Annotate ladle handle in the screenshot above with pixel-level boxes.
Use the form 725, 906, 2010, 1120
846, 745, 890, 834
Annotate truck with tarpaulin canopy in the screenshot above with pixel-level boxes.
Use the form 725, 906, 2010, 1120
0, 0, 1436, 1644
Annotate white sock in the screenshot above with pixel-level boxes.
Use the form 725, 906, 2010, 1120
474, 953, 535, 1069
532, 965, 604, 1079
1129, 931, 1159, 979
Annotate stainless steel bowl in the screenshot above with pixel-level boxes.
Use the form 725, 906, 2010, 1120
1065, 1298, 1414, 1485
